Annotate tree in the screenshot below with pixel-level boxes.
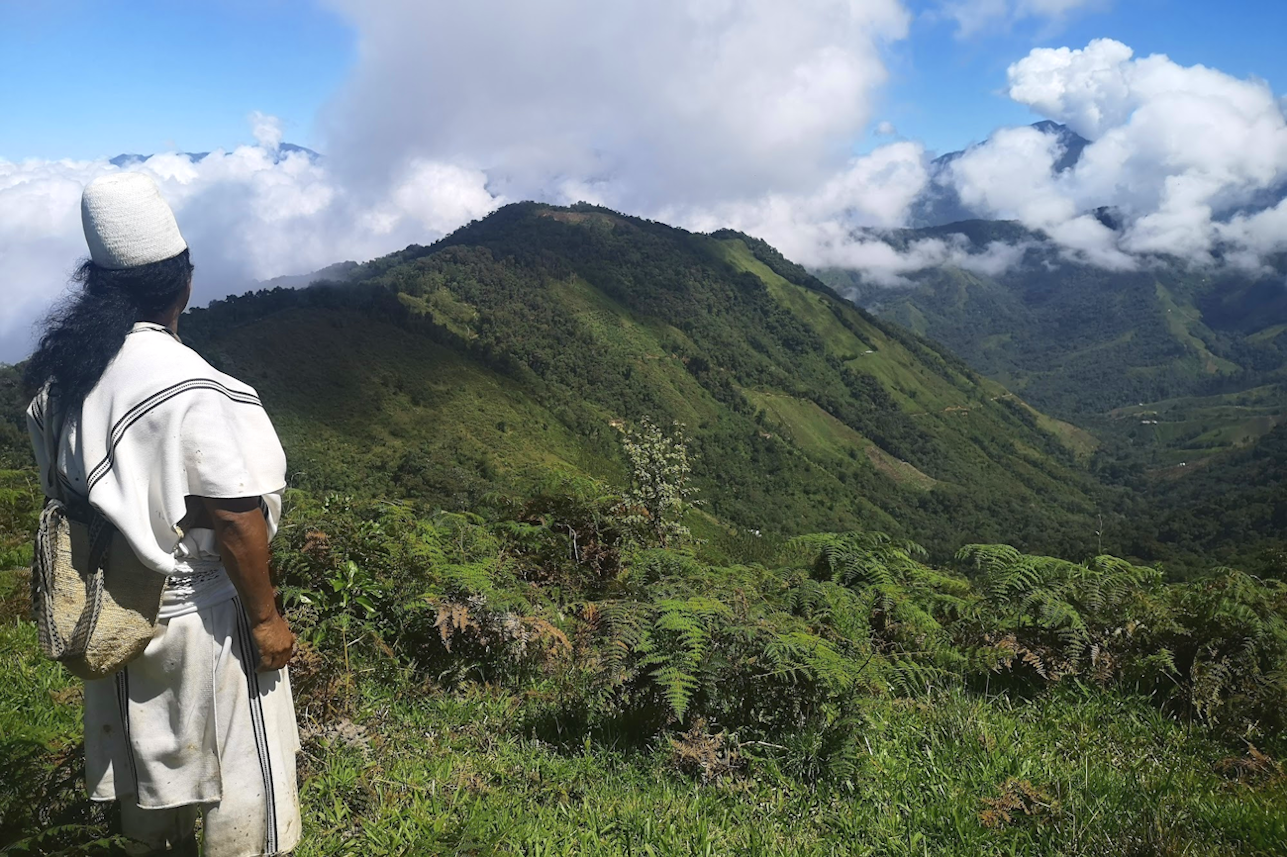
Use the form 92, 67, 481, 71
621, 418, 701, 548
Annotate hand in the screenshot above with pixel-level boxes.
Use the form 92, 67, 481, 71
250, 614, 295, 672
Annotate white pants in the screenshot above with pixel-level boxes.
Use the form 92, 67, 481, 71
84, 596, 301, 856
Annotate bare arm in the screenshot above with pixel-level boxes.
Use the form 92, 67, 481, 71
199, 496, 294, 672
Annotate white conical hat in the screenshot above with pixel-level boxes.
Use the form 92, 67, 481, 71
81, 172, 188, 270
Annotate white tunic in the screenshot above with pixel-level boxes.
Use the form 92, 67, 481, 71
27, 321, 287, 575
26, 322, 300, 855
82, 596, 302, 856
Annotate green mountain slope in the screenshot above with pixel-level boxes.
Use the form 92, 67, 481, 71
1121, 420, 1287, 574
818, 225, 1287, 467
163, 203, 1103, 558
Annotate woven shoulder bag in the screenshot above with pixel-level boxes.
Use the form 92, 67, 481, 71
30, 404, 165, 679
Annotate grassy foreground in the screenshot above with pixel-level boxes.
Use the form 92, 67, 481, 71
2, 567, 1285, 857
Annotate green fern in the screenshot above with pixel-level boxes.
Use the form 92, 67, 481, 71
762, 631, 865, 696
635, 597, 731, 721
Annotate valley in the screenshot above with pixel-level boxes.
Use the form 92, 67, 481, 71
820, 225, 1287, 475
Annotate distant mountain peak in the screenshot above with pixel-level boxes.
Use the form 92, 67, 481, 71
912, 122, 1090, 229
109, 142, 319, 168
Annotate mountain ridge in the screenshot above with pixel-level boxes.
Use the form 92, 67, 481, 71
159, 201, 1104, 558
909, 122, 1090, 228
108, 142, 319, 167
2, 200, 1277, 572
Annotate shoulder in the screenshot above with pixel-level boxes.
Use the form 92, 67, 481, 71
114, 326, 262, 402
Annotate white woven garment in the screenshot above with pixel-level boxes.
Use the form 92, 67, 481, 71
27, 323, 287, 576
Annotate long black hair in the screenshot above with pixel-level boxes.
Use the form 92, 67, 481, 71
24, 250, 193, 405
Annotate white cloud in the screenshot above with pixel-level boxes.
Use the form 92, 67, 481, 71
1215, 197, 1287, 272
951, 125, 1074, 226
0, 131, 502, 361
322, 0, 910, 208
937, 0, 1103, 38
668, 139, 1036, 288
823, 235, 1033, 286
667, 141, 930, 266
947, 124, 1134, 268
0, 157, 107, 358
939, 38, 1287, 271
248, 111, 284, 150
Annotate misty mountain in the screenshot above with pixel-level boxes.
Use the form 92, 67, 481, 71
109, 142, 319, 168
908, 122, 1090, 228
817, 227, 1287, 472
257, 260, 361, 291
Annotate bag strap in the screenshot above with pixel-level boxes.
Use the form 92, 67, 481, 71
42, 396, 95, 518
64, 514, 112, 659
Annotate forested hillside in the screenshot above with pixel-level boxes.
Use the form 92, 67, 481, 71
1123, 421, 1287, 572
157, 203, 1101, 559
819, 226, 1287, 471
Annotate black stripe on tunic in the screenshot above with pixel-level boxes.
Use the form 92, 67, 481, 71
233, 597, 279, 854
115, 667, 141, 797
85, 380, 262, 492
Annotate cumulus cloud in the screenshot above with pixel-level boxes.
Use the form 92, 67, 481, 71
670, 141, 929, 263
0, 131, 502, 361
322, 0, 910, 208
3, 1, 927, 361
795, 36, 1287, 288
947, 124, 1134, 269
942, 38, 1287, 272
248, 111, 284, 150
937, 0, 1104, 38
671, 139, 1038, 287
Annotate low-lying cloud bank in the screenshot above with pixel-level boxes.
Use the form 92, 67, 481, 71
4, 17, 1287, 361
705, 37, 1287, 282
0, 135, 502, 360
949, 38, 1287, 273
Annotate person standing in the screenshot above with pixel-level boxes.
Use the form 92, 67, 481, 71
25, 172, 301, 856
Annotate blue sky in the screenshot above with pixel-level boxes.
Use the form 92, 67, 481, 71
6, 0, 1287, 361
888, 0, 1287, 154
0, 0, 353, 159
4, 0, 1286, 161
